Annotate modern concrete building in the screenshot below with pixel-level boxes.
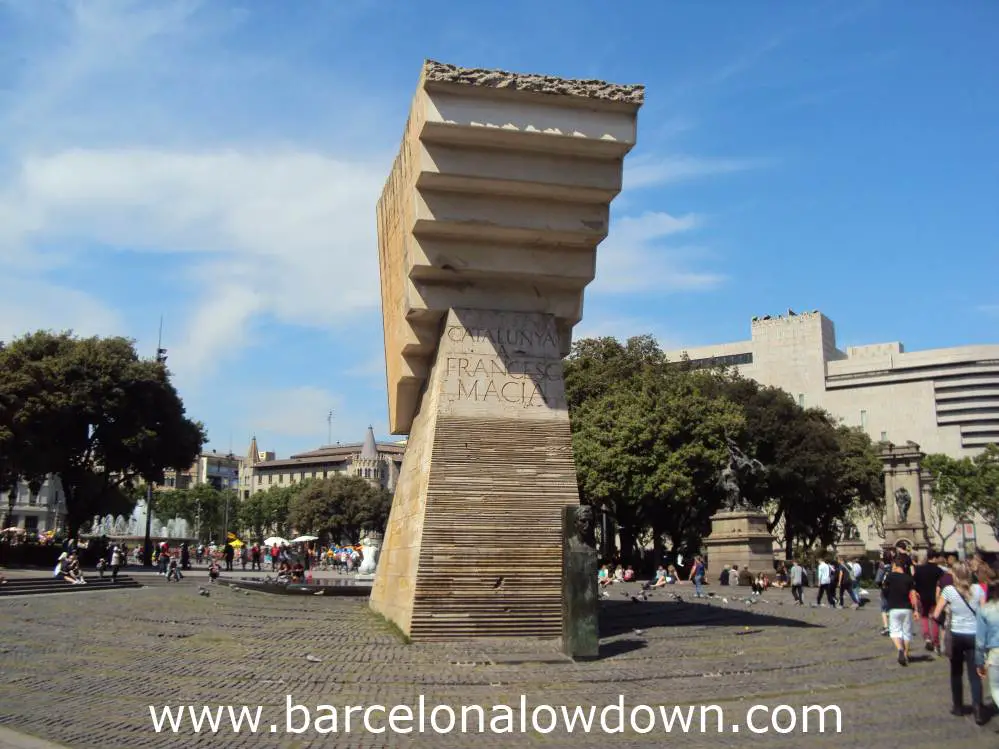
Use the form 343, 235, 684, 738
666, 310, 999, 456
0, 476, 66, 534
664, 310, 999, 551
240, 427, 405, 499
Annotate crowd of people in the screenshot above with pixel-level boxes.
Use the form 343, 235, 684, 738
875, 547, 998, 725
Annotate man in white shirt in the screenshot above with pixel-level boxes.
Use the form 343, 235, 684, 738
816, 558, 835, 606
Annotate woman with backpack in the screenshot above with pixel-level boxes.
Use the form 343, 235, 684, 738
932, 561, 986, 724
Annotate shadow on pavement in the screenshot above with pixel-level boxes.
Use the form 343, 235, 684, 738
599, 599, 821, 637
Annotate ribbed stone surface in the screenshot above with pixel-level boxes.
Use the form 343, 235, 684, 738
377, 60, 642, 435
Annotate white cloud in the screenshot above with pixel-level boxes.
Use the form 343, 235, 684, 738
592, 211, 725, 294
252, 386, 343, 439
624, 154, 770, 191
572, 317, 683, 350
0, 275, 123, 342
240, 384, 390, 456
1, 147, 388, 381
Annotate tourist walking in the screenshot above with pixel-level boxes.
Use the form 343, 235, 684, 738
816, 556, 836, 606
689, 555, 706, 598
789, 559, 804, 605
976, 576, 999, 724
932, 562, 985, 722
885, 554, 920, 666
914, 550, 944, 652
110, 545, 122, 583
836, 555, 859, 608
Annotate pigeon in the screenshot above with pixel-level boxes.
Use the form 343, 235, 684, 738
721, 598, 729, 604
199, 589, 209, 597
633, 629, 643, 635
630, 596, 640, 603
305, 654, 322, 663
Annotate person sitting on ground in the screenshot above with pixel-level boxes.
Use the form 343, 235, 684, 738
623, 566, 635, 582
276, 560, 292, 583
63, 554, 86, 585
613, 565, 625, 583
645, 565, 668, 589
207, 559, 220, 583
598, 565, 613, 587
728, 565, 740, 587
667, 565, 679, 584
291, 561, 305, 583
719, 566, 731, 586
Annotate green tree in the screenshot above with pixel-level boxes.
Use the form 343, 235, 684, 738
287, 475, 390, 545
0, 331, 205, 535
237, 484, 293, 541
703, 373, 882, 555
976, 444, 999, 536
923, 453, 985, 548
566, 336, 743, 561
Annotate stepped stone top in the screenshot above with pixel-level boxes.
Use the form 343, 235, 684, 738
423, 60, 645, 105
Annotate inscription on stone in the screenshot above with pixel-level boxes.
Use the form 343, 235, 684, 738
443, 321, 565, 409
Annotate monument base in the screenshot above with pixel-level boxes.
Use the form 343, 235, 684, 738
704, 510, 775, 579
370, 309, 580, 641
883, 523, 931, 553
835, 540, 868, 560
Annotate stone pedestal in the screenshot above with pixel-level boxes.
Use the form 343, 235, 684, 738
562, 505, 599, 660
704, 510, 775, 577
369, 309, 583, 640
835, 539, 868, 560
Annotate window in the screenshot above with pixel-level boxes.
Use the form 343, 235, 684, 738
797, 394, 805, 408
860, 410, 867, 429
256, 475, 262, 485
28, 490, 37, 506
279, 474, 285, 484
267, 474, 273, 485
24, 516, 38, 531
880, 431, 888, 442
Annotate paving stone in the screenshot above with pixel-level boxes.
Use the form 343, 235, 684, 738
0, 582, 993, 747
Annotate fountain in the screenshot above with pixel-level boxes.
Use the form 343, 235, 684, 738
82, 500, 194, 542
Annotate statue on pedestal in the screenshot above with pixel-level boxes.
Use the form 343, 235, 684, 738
894, 487, 912, 524
719, 438, 766, 512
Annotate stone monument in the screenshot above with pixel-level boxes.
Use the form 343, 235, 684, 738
368, 60, 643, 640
880, 441, 931, 551
704, 439, 775, 577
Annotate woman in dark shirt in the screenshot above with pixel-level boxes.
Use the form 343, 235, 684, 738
885, 557, 921, 666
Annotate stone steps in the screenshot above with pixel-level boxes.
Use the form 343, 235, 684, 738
0, 575, 143, 597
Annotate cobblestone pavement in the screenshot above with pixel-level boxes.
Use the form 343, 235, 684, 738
0, 580, 993, 748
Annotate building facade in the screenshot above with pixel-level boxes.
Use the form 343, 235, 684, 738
162, 451, 244, 491
1, 475, 66, 534
665, 310, 999, 552
240, 427, 406, 499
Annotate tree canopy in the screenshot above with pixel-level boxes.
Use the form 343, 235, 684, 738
287, 474, 392, 545
924, 444, 999, 547
564, 335, 884, 561
0, 331, 205, 534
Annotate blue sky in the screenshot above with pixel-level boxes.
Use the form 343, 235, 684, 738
1, 0, 997, 458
